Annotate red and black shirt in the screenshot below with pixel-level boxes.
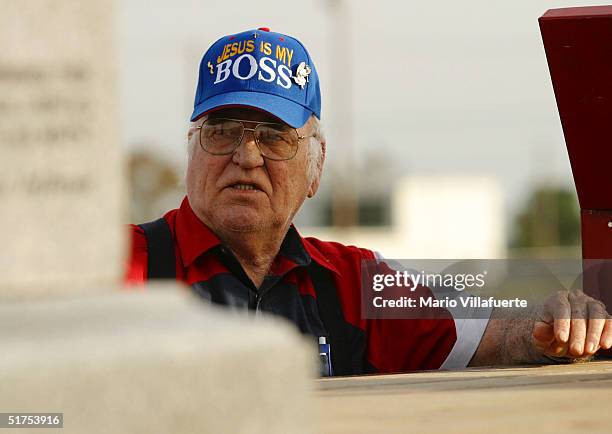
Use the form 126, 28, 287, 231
126, 197, 489, 375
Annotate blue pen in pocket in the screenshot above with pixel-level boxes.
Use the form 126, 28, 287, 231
318, 336, 333, 377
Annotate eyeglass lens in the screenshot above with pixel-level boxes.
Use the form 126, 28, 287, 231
199, 118, 298, 160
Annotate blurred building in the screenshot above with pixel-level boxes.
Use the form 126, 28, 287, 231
302, 175, 505, 258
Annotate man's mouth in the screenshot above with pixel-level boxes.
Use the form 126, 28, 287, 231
229, 183, 262, 191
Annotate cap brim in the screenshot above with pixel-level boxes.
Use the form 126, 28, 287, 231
190, 91, 313, 128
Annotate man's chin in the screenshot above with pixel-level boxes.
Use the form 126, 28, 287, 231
219, 212, 269, 233
223, 221, 262, 233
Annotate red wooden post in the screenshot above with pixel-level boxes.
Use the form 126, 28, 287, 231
540, 6, 612, 308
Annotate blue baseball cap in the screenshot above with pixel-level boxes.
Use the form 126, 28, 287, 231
191, 28, 321, 128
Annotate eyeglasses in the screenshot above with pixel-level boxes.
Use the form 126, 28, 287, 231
195, 117, 314, 161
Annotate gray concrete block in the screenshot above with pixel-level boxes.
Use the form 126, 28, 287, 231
0, 287, 317, 434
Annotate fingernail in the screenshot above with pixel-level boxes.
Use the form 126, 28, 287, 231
560, 331, 569, 342
587, 343, 595, 353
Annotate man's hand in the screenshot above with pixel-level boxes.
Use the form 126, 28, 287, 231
470, 289, 612, 366
532, 290, 612, 359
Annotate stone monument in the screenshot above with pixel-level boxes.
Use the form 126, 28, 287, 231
0, 0, 123, 293
0, 2, 316, 433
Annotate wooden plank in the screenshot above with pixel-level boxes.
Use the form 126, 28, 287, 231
315, 361, 612, 434
542, 6, 612, 19
539, 8, 612, 212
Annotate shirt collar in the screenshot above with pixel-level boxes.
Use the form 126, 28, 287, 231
175, 196, 222, 267
175, 196, 341, 277
291, 226, 342, 277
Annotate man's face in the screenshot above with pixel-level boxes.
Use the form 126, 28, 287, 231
186, 107, 321, 234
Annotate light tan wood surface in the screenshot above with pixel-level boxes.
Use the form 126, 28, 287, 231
316, 361, 612, 434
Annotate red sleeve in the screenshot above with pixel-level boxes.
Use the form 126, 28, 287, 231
124, 224, 148, 286
363, 259, 457, 372
308, 239, 457, 373
366, 317, 457, 373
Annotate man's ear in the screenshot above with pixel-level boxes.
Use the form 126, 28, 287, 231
187, 124, 197, 142
307, 140, 326, 198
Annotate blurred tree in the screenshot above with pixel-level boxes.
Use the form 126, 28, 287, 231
511, 186, 580, 248
321, 194, 391, 227
128, 150, 184, 223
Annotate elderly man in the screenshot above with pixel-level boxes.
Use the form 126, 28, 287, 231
126, 28, 612, 375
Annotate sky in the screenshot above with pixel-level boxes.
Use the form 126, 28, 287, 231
117, 0, 602, 221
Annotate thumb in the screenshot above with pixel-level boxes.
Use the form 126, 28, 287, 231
532, 320, 555, 350
532, 301, 554, 344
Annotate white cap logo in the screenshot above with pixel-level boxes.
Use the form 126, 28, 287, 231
292, 62, 312, 89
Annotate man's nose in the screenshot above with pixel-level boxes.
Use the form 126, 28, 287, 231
232, 129, 264, 168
